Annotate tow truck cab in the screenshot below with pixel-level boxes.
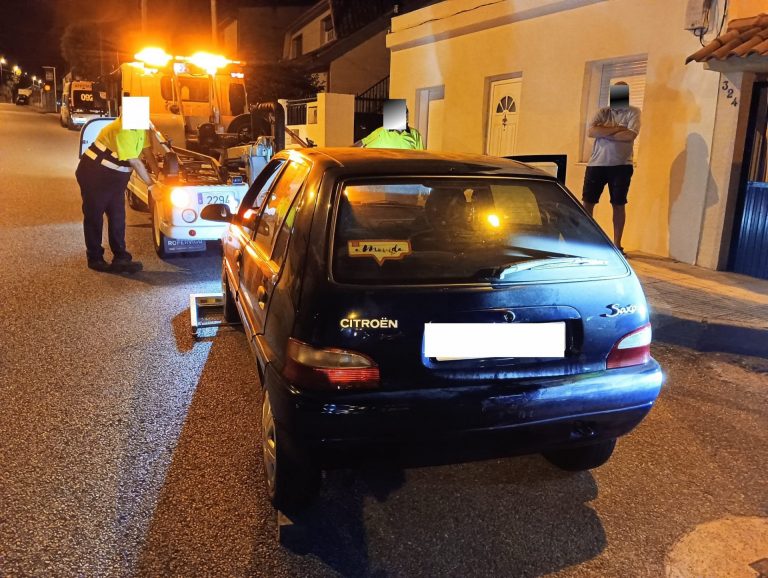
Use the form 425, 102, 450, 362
106, 60, 249, 153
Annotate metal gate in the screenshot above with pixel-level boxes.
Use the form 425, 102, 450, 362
731, 82, 768, 279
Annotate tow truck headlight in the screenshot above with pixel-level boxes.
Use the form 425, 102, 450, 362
170, 188, 191, 208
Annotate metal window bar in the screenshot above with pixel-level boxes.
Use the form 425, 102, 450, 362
285, 97, 316, 125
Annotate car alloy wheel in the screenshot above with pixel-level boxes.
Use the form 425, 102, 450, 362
260, 389, 320, 513
262, 390, 278, 496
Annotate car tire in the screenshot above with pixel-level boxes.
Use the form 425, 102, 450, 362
221, 264, 240, 323
60, 115, 66, 127
150, 196, 170, 258
543, 438, 617, 471
125, 187, 145, 211
227, 114, 270, 144
67, 117, 77, 131
261, 389, 320, 514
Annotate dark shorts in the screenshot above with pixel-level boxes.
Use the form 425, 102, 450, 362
582, 165, 634, 205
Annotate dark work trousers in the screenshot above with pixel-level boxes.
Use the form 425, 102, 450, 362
75, 156, 132, 262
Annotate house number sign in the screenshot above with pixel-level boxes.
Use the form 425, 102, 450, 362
721, 79, 739, 107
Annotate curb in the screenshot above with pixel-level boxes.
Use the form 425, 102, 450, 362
651, 310, 768, 359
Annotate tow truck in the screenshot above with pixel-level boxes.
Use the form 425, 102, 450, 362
104, 48, 264, 157
125, 127, 250, 257
99, 48, 294, 257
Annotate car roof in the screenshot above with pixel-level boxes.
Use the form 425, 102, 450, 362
278, 147, 558, 179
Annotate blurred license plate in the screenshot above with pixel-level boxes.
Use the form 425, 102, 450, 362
424, 322, 565, 360
198, 193, 233, 205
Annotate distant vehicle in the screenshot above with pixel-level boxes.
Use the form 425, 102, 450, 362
15, 87, 31, 105
60, 76, 107, 130
202, 148, 664, 513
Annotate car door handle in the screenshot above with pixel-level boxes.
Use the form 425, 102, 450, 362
256, 286, 267, 309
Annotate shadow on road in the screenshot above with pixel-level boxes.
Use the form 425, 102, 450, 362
275, 450, 606, 577
135, 320, 607, 576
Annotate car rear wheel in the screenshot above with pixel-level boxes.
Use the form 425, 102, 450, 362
221, 264, 239, 323
261, 390, 320, 514
543, 438, 617, 471
150, 197, 170, 258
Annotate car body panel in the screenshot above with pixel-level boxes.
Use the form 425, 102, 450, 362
128, 176, 245, 240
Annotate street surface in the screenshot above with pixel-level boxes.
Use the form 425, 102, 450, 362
0, 103, 766, 577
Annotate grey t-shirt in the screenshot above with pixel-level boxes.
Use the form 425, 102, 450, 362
587, 106, 641, 166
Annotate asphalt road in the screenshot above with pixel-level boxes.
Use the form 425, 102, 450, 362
0, 104, 766, 577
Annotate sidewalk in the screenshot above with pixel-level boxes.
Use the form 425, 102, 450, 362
629, 253, 768, 358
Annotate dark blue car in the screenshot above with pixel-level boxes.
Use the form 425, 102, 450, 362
203, 148, 664, 513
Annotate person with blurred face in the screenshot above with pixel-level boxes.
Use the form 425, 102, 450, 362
582, 81, 640, 254
75, 96, 158, 272
355, 99, 425, 150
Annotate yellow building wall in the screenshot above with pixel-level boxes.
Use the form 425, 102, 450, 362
388, 0, 722, 261
729, 0, 768, 20
329, 30, 390, 95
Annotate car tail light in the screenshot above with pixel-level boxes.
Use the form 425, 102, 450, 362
606, 324, 652, 369
282, 338, 380, 391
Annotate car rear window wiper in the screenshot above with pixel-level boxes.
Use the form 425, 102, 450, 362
496, 257, 608, 279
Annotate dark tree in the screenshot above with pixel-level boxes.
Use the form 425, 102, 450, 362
244, 61, 323, 103
60, 22, 114, 79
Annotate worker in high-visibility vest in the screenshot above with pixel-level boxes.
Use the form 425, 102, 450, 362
355, 99, 425, 150
75, 97, 158, 273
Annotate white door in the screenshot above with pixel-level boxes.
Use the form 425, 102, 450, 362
426, 98, 445, 150
487, 78, 521, 156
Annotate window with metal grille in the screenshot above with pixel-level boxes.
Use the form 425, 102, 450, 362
322, 16, 335, 44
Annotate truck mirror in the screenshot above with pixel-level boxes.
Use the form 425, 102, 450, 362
169, 103, 180, 115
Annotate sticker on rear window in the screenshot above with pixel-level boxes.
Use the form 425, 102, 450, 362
348, 240, 411, 265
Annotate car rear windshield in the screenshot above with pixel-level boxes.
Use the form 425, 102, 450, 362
331, 177, 627, 284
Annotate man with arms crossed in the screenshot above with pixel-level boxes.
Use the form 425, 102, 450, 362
582, 81, 640, 254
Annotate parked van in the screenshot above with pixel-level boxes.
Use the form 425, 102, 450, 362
60, 76, 107, 130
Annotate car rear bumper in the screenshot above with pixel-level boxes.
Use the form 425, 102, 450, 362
265, 360, 664, 453
161, 223, 227, 241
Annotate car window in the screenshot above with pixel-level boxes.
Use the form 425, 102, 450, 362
253, 160, 310, 256
270, 196, 301, 267
237, 159, 286, 233
332, 177, 626, 284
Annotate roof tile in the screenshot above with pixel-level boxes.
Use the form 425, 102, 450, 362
687, 13, 768, 64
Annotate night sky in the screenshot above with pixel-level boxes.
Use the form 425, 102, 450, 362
0, 0, 222, 80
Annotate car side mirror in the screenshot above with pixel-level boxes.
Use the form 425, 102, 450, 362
258, 221, 270, 236
169, 103, 180, 115
201, 203, 233, 223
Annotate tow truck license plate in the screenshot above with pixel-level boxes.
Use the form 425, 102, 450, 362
164, 238, 207, 253
198, 193, 233, 206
